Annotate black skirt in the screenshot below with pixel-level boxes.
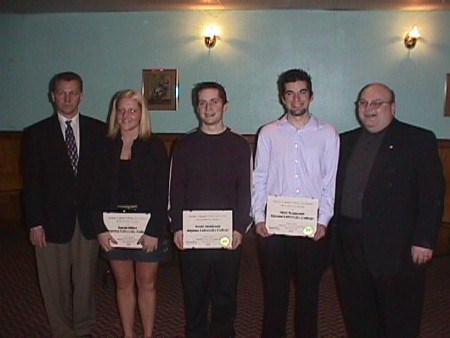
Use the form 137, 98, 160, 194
102, 236, 171, 263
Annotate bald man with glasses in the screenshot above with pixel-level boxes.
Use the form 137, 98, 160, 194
333, 83, 445, 337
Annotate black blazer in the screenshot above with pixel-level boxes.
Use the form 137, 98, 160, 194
91, 136, 169, 238
334, 119, 445, 275
23, 114, 106, 243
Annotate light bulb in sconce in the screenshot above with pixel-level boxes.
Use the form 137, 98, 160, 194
404, 25, 422, 50
204, 25, 220, 49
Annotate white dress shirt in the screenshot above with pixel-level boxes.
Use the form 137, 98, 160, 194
58, 112, 80, 154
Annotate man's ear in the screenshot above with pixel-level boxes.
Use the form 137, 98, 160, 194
390, 102, 396, 116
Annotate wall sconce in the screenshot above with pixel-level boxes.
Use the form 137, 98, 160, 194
404, 25, 421, 50
204, 25, 220, 49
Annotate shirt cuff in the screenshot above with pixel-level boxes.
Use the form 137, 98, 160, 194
318, 215, 331, 227
253, 212, 266, 225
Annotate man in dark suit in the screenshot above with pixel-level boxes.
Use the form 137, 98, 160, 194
23, 72, 105, 337
333, 83, 445, 337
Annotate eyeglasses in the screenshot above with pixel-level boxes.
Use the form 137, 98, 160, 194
356, 100, 392, 109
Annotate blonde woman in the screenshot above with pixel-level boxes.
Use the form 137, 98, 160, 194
92, 89, 169, 338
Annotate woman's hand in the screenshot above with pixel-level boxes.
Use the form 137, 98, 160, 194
138, 234, 159, 253
98, 231, 117, 252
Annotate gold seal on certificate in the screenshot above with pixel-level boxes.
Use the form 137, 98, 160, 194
103, 212, 151, 248
266, 195, 318, 237
220, 236, 231, 247
183, 210, 233, 249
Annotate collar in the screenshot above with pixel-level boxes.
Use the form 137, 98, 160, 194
277, 114, 319, 131
57, 112, 80, 128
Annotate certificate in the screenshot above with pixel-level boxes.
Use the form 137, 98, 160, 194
266, 195, 318, 237
103, 212, 151, 248
183, 210, 233, 249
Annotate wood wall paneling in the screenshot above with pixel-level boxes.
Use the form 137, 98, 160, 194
0, 132, 448, 254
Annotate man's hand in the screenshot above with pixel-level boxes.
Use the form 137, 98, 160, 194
313, 224, 327, 241
30, 226, 46, 248
411, 245, 433, 265
255, 222, 272, 238
231, 231, 243, 250
97, 231, 117, 252
174, 230, 184, 250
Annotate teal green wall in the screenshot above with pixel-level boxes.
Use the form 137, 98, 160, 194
1, 10, 450, 136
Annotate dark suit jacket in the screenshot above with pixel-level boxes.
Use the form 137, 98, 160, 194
334, 119, 445, 275
23, 114, 106, 243
91, 136, 169, 237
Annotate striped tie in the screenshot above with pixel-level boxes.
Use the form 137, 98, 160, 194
65, 120, 78, 176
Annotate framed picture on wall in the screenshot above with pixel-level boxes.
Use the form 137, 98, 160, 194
445, 74, 450, 117
142, 69, 178, 111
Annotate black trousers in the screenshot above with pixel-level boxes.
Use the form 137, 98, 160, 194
180, 247, 242, 338
334, 218, 426, 338
259, 235, 328, 338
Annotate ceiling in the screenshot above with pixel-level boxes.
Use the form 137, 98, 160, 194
1, 0, 450, 13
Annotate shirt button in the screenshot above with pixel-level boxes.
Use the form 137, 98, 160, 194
294, 174, 299, 178
296, 189, 300, 193
294, 144, 298, 148
294, 159, 298, 163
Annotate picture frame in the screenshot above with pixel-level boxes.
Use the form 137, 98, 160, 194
445, 74, 450, 117
142, 69, 178, 111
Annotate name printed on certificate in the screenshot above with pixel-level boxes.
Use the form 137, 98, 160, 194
103, 212, 151, 249
266, 195, 318, 237
183, 210, 233, 249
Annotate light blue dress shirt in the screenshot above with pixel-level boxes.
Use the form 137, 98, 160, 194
252, 114, 340, 227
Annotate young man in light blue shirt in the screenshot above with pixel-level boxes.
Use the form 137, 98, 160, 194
252, 68, 339, 338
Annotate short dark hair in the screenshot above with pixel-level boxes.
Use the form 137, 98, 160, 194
191, 81, 228, 107
277, 69, 313, 102
50, 72, 83, 93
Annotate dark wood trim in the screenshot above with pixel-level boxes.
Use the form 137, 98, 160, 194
0, 130, 448, 255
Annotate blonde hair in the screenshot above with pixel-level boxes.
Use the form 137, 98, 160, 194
107, 89, 152, 139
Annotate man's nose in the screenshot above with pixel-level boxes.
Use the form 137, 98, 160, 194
293, 93, 301, 101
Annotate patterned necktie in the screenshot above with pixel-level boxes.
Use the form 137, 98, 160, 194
65, 120, 78, 176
